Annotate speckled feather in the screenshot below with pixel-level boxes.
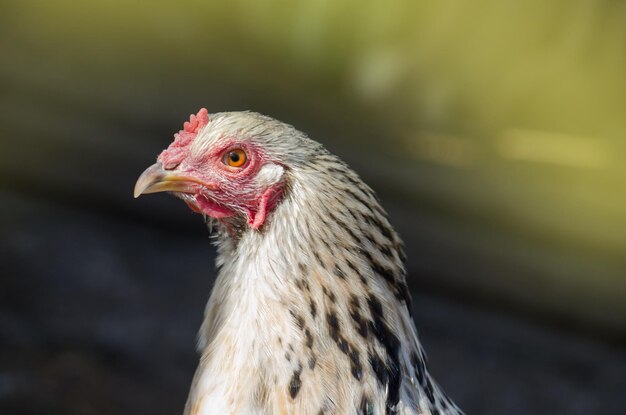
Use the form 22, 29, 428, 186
151, 112, 463, 415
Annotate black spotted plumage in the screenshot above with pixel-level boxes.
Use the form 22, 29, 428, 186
136, 110, 464, 415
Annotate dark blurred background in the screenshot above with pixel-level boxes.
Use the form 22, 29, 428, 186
1, 1, 625, 414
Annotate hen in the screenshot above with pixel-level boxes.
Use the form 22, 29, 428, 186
134, 109, 463, 415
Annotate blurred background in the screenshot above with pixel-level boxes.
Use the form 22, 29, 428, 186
1, 1, 625, 414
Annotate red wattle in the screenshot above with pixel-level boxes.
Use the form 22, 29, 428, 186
195, 194, 235, 219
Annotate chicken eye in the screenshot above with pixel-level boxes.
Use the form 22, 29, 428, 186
223, 149, 247, 167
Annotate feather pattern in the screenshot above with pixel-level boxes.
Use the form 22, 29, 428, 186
141, 111, 463, 415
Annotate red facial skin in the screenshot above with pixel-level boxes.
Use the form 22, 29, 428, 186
156, 109, 284, 230
179, 141, 284, 229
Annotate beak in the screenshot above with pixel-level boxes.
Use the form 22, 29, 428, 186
133, 162, 213, 198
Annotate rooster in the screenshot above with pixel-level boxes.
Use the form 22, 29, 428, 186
134, 109, 463, 415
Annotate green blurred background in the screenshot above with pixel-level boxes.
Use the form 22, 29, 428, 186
1, 1, 625, 414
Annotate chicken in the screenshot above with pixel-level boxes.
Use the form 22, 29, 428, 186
134, 109, 463, 415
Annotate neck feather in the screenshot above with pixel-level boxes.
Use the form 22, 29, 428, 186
188, 154, 444, 414
207, 153, 411, 335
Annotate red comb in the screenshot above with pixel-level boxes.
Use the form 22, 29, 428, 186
183, 108, 209, 134
157, 108, 210, 169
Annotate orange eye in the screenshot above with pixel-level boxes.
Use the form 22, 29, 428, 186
223, 148, 247, 167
